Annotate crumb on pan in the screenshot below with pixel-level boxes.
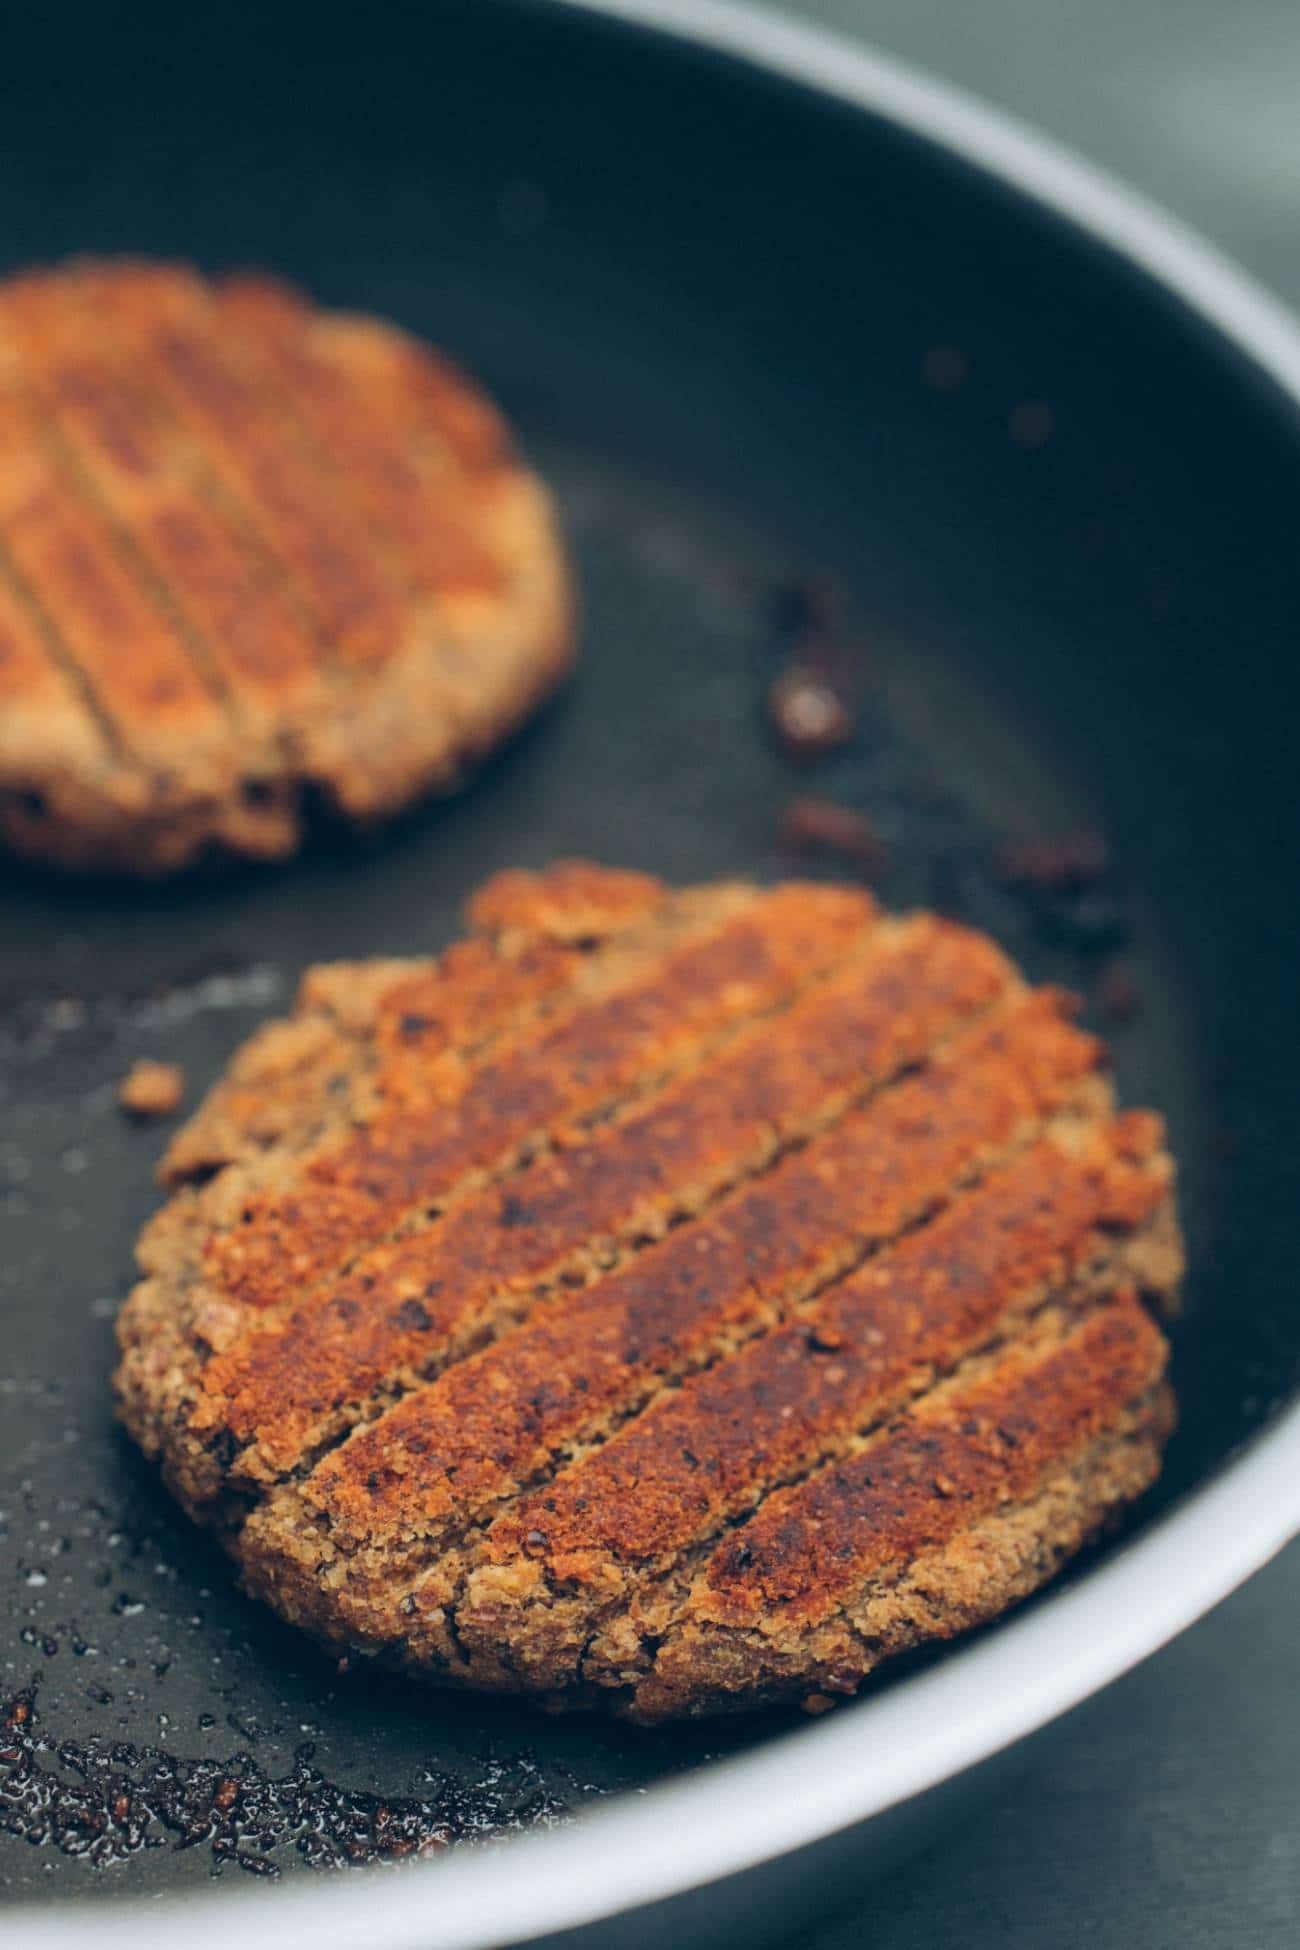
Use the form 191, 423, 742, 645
767, 665, 855, 758
118, 1059, 186, 1119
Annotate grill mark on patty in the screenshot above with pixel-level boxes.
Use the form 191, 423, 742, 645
221, 280, 513, 477
142, 875, 681, 1273
161, 939, 608, 1191
705, 1296, 1166, 1617
293, 990, 1107, 1576
197, 914, 1011, 1493
585, 1120, 1170, 1571
332, 326, 510, 475
650, 1302, 1169, 1684
115, 867, 683, 1472
172, 888, 747, 1291
0, 381, 234, 789
477, 1099, 1159, 1588
0, 526, 126, 770
119, 879, 824, 1498
0, 298, 139, 786
189, 282, 555, 803
0, 266, 367, 791
255, 1017, 1117, 1661
66, 263, 410, 672
246, 1236, 1171, 1698
210, 278, 507, 598
127, 874, 702, 1300
626, 1297, 1169, 1717
120, 263, 522, 715
33, 342, 324, 716
165, 921, 659, 1191
0, 288, 325, 828
0, 563, 113, 794
470, 1118, 1174, 1694
200, 286, 508, 619
200, 884, 875, 1319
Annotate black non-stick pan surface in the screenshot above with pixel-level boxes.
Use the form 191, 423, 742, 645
2, 0, 1298, 1923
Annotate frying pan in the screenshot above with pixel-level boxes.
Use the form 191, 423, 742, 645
4, 0, 1299, 1943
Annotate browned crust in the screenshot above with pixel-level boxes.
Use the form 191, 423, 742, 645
160, 870, 671, 1188
0, 258, 574, 873
289, 987, 1107, 1561
198, 882, 872, 1319
118, 875, 864, 1506
699, 1297, 1167, 1622
468, 1117, 1172, 1612
464, 861, 667, 944
419, 1134, 1174, 1703
0, 567, 119, 859
113, 867, 1183, 1719
631, 1297, 1171, 1719
197, 909, 1007, 1500
115, 865, 677, 1473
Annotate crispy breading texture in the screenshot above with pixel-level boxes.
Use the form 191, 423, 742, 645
297, 987, 1106, 1559
632, 1298, 1171, 1720
114, 866, 1183, 1719
0, 259, 573, 872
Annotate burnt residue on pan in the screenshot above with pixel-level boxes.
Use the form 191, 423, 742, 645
0, 1689, 573, 1877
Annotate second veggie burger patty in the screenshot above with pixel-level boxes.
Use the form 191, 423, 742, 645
0, 259, 572, 872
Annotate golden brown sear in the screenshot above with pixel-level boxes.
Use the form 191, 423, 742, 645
114, 863, 1182, 1719
0, 259, 571, 871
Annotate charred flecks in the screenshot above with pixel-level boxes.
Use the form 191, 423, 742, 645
1094, 959, 1142, 1025
996, 827, 1130, 960
767, 665, 855, 759
764, 576, 859, 760
393, 1298, 433, 1334
779, 797, 889, 879
996, 829, 1111, 894
0, 1686, 571, 1874
757, 576, 1142, 982
760, 577, 997, 925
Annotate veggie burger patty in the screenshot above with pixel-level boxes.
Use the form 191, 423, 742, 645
115, 862, 1182, 1719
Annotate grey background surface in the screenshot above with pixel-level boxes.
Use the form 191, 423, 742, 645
767, 3, 1300, 1945
780, 0, 1300, 304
